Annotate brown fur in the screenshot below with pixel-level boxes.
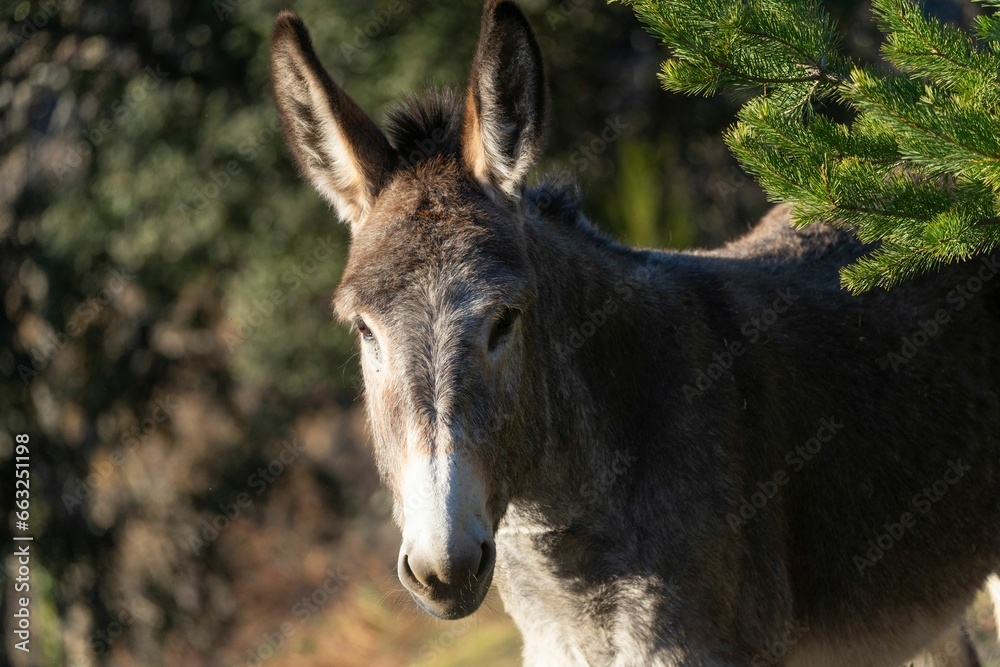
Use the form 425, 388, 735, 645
270, 3, 1000, 664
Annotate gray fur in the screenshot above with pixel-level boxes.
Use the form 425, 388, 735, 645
271, 2, 1000, 665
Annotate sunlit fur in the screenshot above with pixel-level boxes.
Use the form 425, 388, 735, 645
272, 2, 1000, 664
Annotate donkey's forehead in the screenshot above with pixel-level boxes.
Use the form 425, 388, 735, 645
334, 163, 530, 319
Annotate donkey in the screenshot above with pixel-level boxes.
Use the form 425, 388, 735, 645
270, 2, 1000, 665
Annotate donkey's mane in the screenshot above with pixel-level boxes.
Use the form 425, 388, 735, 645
384, 89, 464, 163
525, 181, 632, 253
384, 89, 614, 246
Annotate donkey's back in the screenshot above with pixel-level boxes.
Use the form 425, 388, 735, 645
670, 204, 1000, 666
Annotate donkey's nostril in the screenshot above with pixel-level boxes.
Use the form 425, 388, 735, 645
476, 540, 496, 580
402, 551, 444, 589
402, 541, 496, 591
401, 554, 423, 587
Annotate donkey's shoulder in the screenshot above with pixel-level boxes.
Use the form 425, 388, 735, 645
715, 203, 861, 264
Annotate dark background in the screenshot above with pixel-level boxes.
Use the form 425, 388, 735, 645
2, 0, 994, 665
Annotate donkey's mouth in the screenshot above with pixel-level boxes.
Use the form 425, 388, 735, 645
406, 566, 495, 620
398, 540, 497, 620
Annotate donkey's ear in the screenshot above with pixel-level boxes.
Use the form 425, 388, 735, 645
271, 12, 395, 228
462, 0, 546, 198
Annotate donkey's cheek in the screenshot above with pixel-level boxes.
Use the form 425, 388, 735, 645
361, 338, 387, 374
359, 345, 396, 406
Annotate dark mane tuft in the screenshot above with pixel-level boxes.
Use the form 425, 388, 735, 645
383, 89, 464, 167
524, 180, 582, 227
525, 180, 631, 252
382, 93, 606, 248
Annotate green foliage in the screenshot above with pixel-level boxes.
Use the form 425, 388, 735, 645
619, 0, 1000, 292
604, 138, 696, 249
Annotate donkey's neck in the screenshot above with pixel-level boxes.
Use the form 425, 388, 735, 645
494, 211, 689, 661
501, 210, 675, 533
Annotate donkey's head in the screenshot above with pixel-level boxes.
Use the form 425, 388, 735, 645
271, 1, 547, 619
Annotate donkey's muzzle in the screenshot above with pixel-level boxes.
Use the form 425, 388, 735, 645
398, 538, 496, 619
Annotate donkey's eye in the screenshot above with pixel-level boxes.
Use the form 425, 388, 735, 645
489, 308, 520, 351
355, 317, 374, 341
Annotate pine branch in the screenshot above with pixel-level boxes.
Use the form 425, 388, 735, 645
618, 0, 1000, 292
